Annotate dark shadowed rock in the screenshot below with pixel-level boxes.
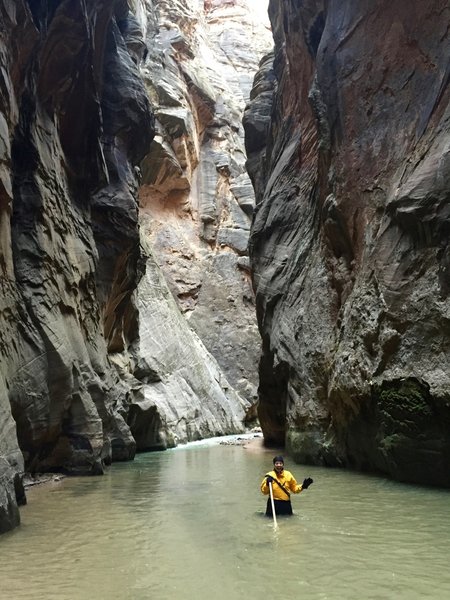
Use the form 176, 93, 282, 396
0, 0, 153, 531
245, 0, 450, 486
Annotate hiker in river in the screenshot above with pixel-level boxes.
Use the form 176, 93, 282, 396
261, 455, 313, 516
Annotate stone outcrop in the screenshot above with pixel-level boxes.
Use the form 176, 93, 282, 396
114, 233, 248, 450
137, 0, 272, 410
245, 0, 450, 486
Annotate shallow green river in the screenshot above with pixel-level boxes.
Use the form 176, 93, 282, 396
1, 435, 449, 600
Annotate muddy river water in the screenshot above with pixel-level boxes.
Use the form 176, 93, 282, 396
1, 435, 449, 600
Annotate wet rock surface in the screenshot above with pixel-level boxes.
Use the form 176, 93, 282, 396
245, 0, 450, 485
23, 473, 65, 489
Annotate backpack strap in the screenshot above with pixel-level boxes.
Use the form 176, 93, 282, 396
265, 474, 291, 498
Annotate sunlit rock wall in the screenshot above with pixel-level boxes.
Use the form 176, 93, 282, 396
115, 236, 248, 450
0, 0, 153, 532
245, 0, 450, 486
137, 0, 272, 411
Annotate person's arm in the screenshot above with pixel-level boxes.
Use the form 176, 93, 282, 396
288, 472, 314, 494
288, 473, 303, 494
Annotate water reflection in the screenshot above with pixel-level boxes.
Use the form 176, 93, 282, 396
1, 438, 449, 600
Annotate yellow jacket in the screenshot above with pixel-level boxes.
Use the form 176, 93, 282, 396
261, 470, 303, 501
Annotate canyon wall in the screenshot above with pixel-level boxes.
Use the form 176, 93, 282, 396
0, 0, 154, 532
137, 0, 272, 410
112, 0, 273, 450
245, 0, 450, 486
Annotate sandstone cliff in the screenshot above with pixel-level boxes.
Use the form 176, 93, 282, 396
245, 0, 450, 486
137, 0, 272, 410
110, 0, 271, 450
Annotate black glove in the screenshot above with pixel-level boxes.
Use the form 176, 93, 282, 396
302, 477, 313, 489
266, 475, 274, 485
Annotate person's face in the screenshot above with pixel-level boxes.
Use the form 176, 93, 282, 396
274, 461, 284, 473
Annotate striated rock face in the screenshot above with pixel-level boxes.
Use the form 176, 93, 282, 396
115, 233, 248, 450
245, 0, 450, 485
0, 0, 270, 533
137, 0, 272, 410
0, 0, 153, 531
